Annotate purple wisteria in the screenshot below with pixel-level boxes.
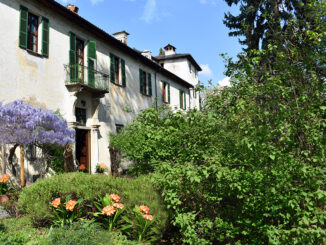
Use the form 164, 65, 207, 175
0, 100, 75, 146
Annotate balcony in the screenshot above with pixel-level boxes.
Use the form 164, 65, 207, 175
64, 64, 109, 96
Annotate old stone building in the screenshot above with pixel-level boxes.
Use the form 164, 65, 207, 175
0, 0, 201, 178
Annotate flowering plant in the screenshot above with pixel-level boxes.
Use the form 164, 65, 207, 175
0, 174, 10, 195
50, 195, 83, 227
122, 205, 158, 242
95, 163, 107, 174
93, 193, 125, 231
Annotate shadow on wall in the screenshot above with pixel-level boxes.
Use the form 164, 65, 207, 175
0, 144, 52, 185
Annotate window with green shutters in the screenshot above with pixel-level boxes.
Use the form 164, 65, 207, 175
19, 6, 49, 57
139, 69, 152, 96
87, 41, 96, 87
162, 82, 170, 104
110, 53, 126, 87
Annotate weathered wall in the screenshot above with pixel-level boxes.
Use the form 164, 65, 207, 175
0, 0, 198, 177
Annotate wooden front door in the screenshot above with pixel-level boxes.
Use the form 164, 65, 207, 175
76, 129, 90, 172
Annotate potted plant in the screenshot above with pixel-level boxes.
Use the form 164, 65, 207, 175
0, 174, 11, 203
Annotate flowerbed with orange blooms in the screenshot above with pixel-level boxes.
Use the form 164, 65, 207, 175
50, 192, 157, 242
0, 174, 11, 195
95, 162, 107, 174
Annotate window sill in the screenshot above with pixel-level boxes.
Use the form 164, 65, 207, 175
140, 92, 152, 97
111, 82, 125, 88
26, 49, 45, 58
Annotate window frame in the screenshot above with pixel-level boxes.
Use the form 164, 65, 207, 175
27, 12, 39, 53
162, 81, 170, 104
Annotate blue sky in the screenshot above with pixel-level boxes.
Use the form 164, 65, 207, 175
58, 0, 242, 86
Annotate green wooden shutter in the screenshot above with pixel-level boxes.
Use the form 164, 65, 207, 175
41, 17, 49, 57
179, 90, 182, 108
139, 69, 143, 94
87, 41, 96, 59
19, 6, 28, 49
168, 83, 171, 104
184, 91, 187, 109
148, 73, 152, 96
87, 41, 96, 87
110, 53, 115, 83
121, 59, 126, 87
69, 32, 77, 81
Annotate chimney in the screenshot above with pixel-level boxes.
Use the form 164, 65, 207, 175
164, 44, 176, 56
66, 4, 79, 14
113, 31, 130, 45
141, 50, 152, 60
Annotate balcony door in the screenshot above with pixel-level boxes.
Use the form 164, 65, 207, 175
76, 38, 84, 81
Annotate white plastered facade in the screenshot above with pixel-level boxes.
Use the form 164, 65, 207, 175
0, 0, 201, 179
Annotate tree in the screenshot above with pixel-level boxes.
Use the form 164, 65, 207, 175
0, 100, 75, 187
159, 48, 165, 56
223, 0, 310, 52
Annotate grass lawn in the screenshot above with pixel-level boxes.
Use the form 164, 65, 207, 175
0, 216, 48, 244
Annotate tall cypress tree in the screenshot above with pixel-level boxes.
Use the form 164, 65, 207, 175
223, 0, 308, 52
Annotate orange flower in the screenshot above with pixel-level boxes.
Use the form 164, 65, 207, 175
65, 200, 78, 211
102, 205, 116, 216
51, 198, 61, 208
78, 164, 86, 170
99, 163, 106, 169
113, 203, 124, 209
139, 205, 150, 215
0, 174, 10, 183
109, 194, 120, 203
143, 214, 154, 221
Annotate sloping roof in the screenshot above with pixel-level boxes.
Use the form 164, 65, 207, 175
153, 54, 202, 71
35, 0, 194, 88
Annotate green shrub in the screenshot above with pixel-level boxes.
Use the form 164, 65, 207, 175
18, 173, 168, 239
44, 221, 139, 245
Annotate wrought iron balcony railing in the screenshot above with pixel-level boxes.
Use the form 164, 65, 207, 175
64, 64, 109, 93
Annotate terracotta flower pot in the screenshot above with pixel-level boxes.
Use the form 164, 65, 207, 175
0, 194, 9, 203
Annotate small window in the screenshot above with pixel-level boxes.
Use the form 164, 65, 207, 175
110, 53, 126, 87
139, 69, 152, 96
179, 90, 186, 110
75, 107, 87, 126
116, 124, 124, 133
160, 63, 164, 68
162, 81, 170, 104
114, 56, 120, 84
188, 62, 192, 73
27, 13, 39, 52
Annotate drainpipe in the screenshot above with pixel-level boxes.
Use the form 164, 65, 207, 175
154, 72, 158, 109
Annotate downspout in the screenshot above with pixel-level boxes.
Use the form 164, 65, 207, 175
155, 72, 158, 109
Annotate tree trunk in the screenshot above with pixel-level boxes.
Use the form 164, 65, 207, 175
8, 144, 19, 177
63, 144, 75, 172
20, 145, 25, 187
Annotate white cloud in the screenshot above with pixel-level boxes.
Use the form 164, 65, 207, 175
141, 0, 157, 23
200, 0, 217, 5
218, 77, 231, 87
90, 0, 104, 5
199, 64, 213, 77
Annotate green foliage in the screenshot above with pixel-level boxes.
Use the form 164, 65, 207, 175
47, 145, 65, 173
0, 216, 48, 244
18, 173, 168, 237
44, 221, 138, 245
111, 2, 326, 243
122, 205, 158, 242
110, 106, 219, 175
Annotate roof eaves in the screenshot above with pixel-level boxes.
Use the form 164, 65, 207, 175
37, 0, 194, 88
